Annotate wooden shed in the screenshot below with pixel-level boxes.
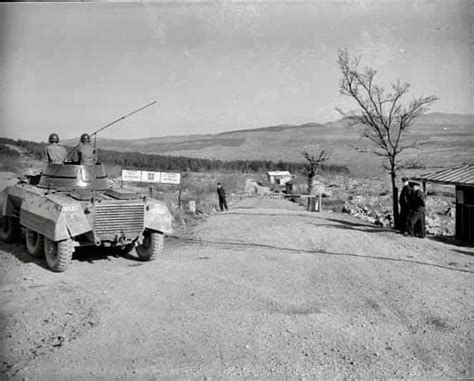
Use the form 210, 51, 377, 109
267, 171, 293, 185
413, 165, 474, 242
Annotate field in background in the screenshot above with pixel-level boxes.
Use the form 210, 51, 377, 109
0, 131, 462, 237
78, 112, 473, 178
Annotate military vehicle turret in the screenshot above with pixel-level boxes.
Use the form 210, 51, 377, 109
0, 163, 173, 272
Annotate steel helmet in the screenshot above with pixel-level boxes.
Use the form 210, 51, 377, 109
48, 133, 60, 143
80, 133, 91, 143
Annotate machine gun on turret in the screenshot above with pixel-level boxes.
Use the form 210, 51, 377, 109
65, 100, 158, 163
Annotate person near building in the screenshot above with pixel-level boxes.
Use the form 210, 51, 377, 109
45, 133, 68, 164
217, 182, 228, 211
399, 177, 412, 233
407, 182, 425, 238
72, 133, 97, 165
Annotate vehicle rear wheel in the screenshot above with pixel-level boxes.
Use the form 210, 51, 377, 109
25, 228, 44, 257
0, 216, 21, 243
136, 230, 164, 261
44, 238, 74, 272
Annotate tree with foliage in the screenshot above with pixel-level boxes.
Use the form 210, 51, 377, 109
302, 150, 328, 195
336, 49, 438, 227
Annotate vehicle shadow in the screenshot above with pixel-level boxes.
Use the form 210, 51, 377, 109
73, 246, 141, 263
0, 240, 49, 270
0, 240, 141, 272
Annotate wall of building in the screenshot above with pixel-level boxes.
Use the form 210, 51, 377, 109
455, 185, 474, 242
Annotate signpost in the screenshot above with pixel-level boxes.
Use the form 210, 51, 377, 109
121, 169, 181, 185
121, 169, 142, 183
161, 172, 181, 185
121, 169, 182, 199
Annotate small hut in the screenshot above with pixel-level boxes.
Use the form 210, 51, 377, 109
267, 171, 293, 185
413, 164, 474, 242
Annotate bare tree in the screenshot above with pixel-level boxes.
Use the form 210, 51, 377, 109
336, 49, 438, 227
302, 150, 328, 195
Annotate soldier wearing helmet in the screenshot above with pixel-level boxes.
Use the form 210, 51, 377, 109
45, 133, 68, 164
72, 133, 97, 165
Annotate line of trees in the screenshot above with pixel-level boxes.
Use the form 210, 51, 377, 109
0, 138, 350, 175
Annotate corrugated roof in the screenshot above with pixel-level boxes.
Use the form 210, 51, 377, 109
413, 164, 474, 186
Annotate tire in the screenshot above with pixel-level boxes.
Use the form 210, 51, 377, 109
25, 228, 44, 258
44, 237, 74, 272
136, 230, 164, 261
0, 216, 21, 243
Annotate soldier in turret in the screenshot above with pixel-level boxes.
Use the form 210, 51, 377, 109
45, 133, 68, 164
72, 133, 97, 165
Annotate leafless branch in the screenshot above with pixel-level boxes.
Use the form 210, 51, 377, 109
336, 48, 437, 182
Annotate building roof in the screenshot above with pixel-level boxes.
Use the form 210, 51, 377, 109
413, 164, 474, 186
267, 171, 292, 176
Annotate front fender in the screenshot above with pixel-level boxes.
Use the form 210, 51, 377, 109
144, 199, 173, 234
20, 194, 92, 241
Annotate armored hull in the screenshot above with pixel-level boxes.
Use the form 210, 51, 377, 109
0, 164, 173, 272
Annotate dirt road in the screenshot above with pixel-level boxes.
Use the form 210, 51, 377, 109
1, 197, 473, 379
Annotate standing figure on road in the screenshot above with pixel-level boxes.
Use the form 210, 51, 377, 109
407, 183, 425, 238
45, 133, 68, 164
399, 177, 412, 234
72, 133, 97, 165
217, 182, 228, 211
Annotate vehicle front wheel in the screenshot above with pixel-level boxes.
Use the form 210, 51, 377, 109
44, 238, 74, 272
136, 230, 164, 261
0, 216, 21, 243
25, 228, 44, 257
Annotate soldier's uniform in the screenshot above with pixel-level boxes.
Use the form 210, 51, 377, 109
45, 133, 67, 164
72, 133, 97, 165
73, 143, 96, 165
399, 179, 413, 233
217, 184, 228, 211
407, 188, 425, 238
45, 144, 68, 164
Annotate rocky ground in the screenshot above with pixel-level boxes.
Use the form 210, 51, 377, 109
1, 197, 472, 379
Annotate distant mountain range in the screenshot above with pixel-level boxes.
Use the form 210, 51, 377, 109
66, 113, 473, 177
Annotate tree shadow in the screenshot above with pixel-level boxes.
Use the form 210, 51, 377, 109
311, 223, 390, 234
176, 237, 474, 274
319, 217, 394, 234
427, 235, 474, 249
452, 249, 474, 257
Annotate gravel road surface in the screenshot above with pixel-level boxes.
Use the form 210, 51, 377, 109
1, 197, 472, 379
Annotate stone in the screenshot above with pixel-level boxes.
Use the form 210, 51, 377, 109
188, 200, 196, 214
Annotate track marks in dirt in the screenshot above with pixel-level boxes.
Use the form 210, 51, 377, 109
172, 236, 474, 274
0, 280, 101, 378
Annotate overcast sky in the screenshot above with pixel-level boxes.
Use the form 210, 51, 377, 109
0, 1, 471, 142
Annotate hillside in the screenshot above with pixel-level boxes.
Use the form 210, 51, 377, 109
66, 113, 473, 177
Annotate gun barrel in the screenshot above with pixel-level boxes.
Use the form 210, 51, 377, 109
90, 100, 158, 137
64, 100, 158, 161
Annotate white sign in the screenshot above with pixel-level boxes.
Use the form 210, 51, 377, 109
140, 171, 162, 183
121, 169, 141, 182
161, 172, 181, 184
121, 169, 181, 185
